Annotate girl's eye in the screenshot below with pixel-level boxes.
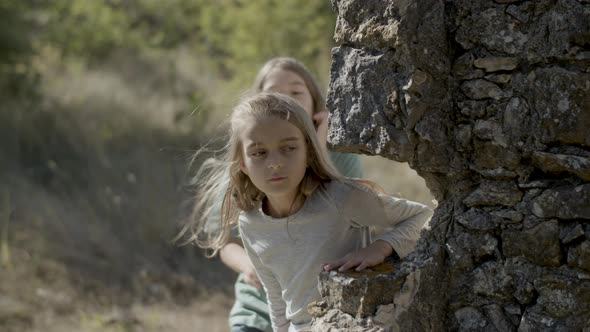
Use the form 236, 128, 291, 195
283, 146, 297, 152
251, 150, 266, 157
291, 91, 302, 96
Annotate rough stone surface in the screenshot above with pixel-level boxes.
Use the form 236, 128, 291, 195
512, 69, 590, 147
532, 151, 590, 181
372, 304, 393, 329
502, 220, 561, 266
454, 307, 491, 331
470, 261, 514, 301
560, 223, 585, 244
482, 304, 515, 332
456, 208, 502, 231
461, 79, 503, 100
473, 57, 519, 72
531, 184, 590, 219
567, 240, 590, 272
504, 257, 538, 306
446, 231, 498, 276
489, 209, 522, 222
315, 261, 402, 317
534, 273, 590, 320
312, 0, 590, 330
310, 309, 383, 332
463, 180, 523, 207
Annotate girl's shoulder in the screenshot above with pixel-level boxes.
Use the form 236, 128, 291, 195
319, 178, 378, 204
328, 178, 376, 193
318, 179, 391, 226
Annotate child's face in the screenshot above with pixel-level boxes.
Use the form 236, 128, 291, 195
262, 69, 314, 117
239, 116, 308, 205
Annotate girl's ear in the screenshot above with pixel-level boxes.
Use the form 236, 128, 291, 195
239, 160, 248, 175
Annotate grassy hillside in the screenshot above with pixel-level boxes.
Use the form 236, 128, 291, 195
0, 51, 235, 330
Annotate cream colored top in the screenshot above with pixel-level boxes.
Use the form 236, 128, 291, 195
239, 180, 433, 332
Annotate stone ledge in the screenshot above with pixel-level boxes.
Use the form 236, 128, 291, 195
310, 258, 405, 319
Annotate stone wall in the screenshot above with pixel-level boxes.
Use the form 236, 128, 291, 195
310, 0, 590, 330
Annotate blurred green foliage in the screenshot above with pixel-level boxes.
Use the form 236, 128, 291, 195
1, 0, 338, 196
34, 0, 336, 82
0, 1, 33, 63
0, 0, 337, 125
43, 0, 140, 58
42, 0, 203, 59
0, 0, 39, 102
198, 0, 336, 85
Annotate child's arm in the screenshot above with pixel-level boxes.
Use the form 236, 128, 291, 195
219, 241, 261, 289
242, 237, 290, 332
204, 188, 262, 287
325, 182, 433, 271
372, 195, 433, 258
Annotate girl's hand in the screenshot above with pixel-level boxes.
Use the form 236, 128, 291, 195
312, 111, 329, 149
322, 240, 394, 272
243, 264, 262, 289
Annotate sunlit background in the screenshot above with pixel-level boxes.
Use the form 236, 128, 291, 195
0, 1, 433, 331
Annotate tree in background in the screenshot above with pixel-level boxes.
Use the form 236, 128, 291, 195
198, 0, 336, 87
3, 0, 336, 98
0, 0, 38, 102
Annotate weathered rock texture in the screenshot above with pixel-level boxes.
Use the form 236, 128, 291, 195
311, 0, 590, 330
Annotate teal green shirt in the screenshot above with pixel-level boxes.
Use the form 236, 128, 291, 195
328, 151, 363, 178
228, 151, 362, 331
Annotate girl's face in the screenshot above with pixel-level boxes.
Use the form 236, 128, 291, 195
262, 69, 314, 117
239, 116, 308, 206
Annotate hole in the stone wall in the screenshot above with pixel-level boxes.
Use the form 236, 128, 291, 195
360, 155, 437, 209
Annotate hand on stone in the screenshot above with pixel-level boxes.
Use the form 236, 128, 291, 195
321, 240, 394, 272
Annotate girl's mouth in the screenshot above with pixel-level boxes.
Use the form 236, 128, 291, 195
269, 176, 287, 182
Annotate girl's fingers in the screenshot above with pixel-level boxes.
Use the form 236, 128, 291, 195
338, 257, 361, 272
355, 261, 369, 271
323, 261, 341, 271
321, 263, 335, 271
322, 256, 348, 271
328, 247, 387, 272
338, 261, 353, 272
313, 111, 328, 123
313, 112, 329, 133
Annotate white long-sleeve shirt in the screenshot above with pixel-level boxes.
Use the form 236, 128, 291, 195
239, 179, 433, 332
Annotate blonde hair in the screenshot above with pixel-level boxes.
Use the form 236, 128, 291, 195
177, 93, 341, 256
252, 57, 326, 115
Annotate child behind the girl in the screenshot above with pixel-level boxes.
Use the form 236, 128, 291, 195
180, 93, 433, 332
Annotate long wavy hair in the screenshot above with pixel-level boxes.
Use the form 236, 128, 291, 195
177, 93, 341, 256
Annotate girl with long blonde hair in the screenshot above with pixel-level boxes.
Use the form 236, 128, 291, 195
180, 93, 432, 332
219, 57, 364, 332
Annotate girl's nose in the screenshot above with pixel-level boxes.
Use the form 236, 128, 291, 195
267, 153, 283, 169
267, 161, 282, 170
